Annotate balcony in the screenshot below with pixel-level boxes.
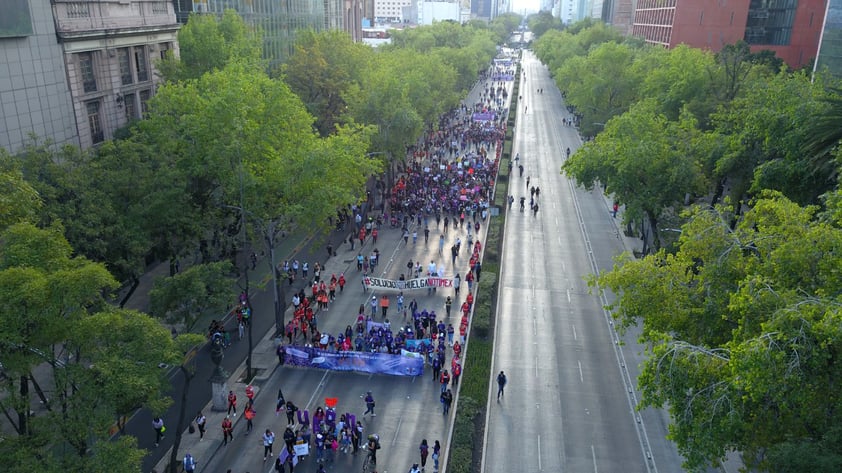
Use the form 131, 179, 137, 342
53, 1, 178, 40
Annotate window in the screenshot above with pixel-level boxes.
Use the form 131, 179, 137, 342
79, 52, 97, 93
139, 89, 151, 117
744, 0, 797, 45
124, 92, 137, 121
118, 48, 133, 85
67, 2, 91, 19
86, 101, 104, 144
151, 2, 169, 14
134, 46, 149, 82
159, 42, 171, 61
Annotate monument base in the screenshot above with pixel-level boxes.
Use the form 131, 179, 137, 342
211, 381, 229, 412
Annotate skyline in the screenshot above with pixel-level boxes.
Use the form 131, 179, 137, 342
509, 0, 541, 15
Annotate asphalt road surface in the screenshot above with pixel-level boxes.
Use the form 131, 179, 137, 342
482, 51, 685, 473
204, 78, 506, 473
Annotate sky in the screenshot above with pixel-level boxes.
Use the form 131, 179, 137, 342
510, 0, 541, 15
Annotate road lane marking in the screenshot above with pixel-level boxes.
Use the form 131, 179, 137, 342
567, 289, 571, 303
578, 360, 584, 383
592, 444, 598, 472
537, 434, 543, 471
391, 416, 403, 446
572, 324, 577, 340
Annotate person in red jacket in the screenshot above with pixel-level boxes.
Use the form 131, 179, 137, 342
227, 390, 237, 416
244, 404, 256, 435
221, 416, 233, 445
439, 370, 450, 393
245, 385, 255, 406
452, 359, 462, 386
338, 273, 346, 293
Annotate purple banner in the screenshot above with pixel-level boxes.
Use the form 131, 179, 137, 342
473, 112, 497, 122
491, 74, 514, 81
283, 346, 424, 377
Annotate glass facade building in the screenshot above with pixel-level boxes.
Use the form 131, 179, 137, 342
174, 0, 346, 68
815, 0, 842, 77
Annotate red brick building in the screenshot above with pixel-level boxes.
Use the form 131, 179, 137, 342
631, 0, 827, 68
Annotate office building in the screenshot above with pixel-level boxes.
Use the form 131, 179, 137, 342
173, 0, 357, 67
631, 0, 826, 69
1, 0, 179, 153
53, 1, 180, 149
815, 0, 842, 76
1, 0, 79, 153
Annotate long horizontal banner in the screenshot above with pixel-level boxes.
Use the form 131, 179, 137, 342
363, 275, 453, 291
473, 112, 497, 121
283, 345, 424, 377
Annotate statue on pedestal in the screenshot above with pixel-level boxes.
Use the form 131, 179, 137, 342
209, 340, 229, 412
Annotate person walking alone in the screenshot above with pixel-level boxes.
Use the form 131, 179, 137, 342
195, 411, 206, 440
263, 429, 276, 460
364, 391, 376, 417
497, 370, 507, 400
152, 416, 165, 447
183, 453, 197, 473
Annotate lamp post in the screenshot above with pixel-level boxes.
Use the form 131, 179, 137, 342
236, 162, 254, 381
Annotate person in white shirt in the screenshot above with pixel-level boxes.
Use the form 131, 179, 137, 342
263, 429, 275, 460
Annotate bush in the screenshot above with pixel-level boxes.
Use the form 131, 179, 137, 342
448, 396, 481, 473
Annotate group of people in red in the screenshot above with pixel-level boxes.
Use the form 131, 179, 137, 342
284, 273, 347, 344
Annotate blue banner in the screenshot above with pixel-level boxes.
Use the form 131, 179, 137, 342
283, 346, 424, 377
405, 338, 432, 350
473, 112, 497, 122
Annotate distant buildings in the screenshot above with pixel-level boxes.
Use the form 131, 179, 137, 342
629, 0, 826, 69
815, 0, 842, 77
172, 0, 358, 67
541, 0, 825, 70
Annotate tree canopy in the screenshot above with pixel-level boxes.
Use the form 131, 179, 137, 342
157, 9, 262, 82
597, 193, 842, 471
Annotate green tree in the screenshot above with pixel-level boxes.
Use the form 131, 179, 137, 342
490, 12, 523, 44
0, 163, 41, 230
158, 9, 262, 82
281, 30, 373, 136
634, 44, 716, 121
0, 223, 178, 471
563, 100, 712, 251
141, 63, 379, 331
149, 261, 235, 331
554, 41, 642, 137
800, 86, 842, 185
527, 11, 564, 39
711, 70, 832, 207
596, 194, 842, 471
